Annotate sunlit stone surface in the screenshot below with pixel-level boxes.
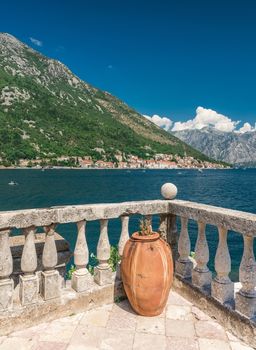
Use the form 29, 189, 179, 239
0, 290, 252, 350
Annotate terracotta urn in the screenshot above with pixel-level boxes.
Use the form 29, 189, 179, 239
121, 232, 173, 316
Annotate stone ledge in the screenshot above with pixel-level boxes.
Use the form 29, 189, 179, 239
173, 275, 256, 348
0, 275, 125, 336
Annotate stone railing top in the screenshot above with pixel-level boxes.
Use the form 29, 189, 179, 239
0, 200, 170, 230
0, 198, 256, 236
168, 200, 256, 236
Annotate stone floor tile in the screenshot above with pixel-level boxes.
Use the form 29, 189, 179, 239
67, 324, 104, 350
230, 341, 254, 350
111, 300, 137, 317
38, 321, 77, 343
195, 320, 227, 340
166, 304, 193, 320
167, 291, 193, 306
191, 306, 212, 321
32, 341, 68, 350
53, 313, 84, 325
0, 337, 36, 350
1, 290, 254, 350
133, 333, 166, 350
100, 303, 113, 312
136, 315, 165, 335
80, 308, 110, 327
166, 336, 199, 350
9, 322, 48, 339
106, 314, 136, 331
100, 329, 134, 350
166, 319, 195, 338
226, 331, 241, 342
198, 338, 230, 350
0, 337, 7, 345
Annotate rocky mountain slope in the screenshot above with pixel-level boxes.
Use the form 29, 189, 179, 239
173, 127, 256, 166
0, 33, 214, 165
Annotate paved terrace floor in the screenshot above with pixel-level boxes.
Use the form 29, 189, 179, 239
0, 291, 253, 350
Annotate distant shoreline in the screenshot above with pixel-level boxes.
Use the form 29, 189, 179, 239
0, 166, 231, 170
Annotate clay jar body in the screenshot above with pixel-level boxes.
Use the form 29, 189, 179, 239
121, 232, 173, 316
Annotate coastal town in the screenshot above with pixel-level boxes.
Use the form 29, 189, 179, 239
12, 153, 228, 169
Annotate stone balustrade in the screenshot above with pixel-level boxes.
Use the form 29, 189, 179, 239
171, 200, 256, 320
0, 183, 256, 328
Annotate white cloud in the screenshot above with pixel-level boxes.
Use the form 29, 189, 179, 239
29, 37, 43, 47
144, 114, 172, 131
172, 106, 239, 132
144, 107, 255, 134
236, 122, 256, 133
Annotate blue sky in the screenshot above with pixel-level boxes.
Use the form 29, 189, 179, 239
1, 0, 256, 131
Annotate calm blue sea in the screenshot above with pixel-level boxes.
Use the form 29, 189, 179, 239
1, 168, 255, 281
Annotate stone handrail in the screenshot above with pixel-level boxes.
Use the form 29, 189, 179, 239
0, 183, 255, 324
1, 199, 256, 234
0, 200, 170, 229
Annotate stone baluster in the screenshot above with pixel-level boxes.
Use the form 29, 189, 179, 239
236, 235, 256, 319
72, 220, 93, 292
117, 216, 130, 279
41, 224, 60, 300
160, 182, 178, 263
175, 217, 193, 278
159, 214, 168, 241
19, 226, 39, 305
192, 221, 212, 291
0, 229, 13, 311
118, 216, 129, 257
94, 219, 112, 286
159, 214, 178, 264
212, 226, 234, 304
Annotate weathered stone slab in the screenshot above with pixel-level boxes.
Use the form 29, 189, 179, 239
94, 266, 113, 286
19, 274, 39, 305
235, 292, 256, 319
176, 260, 193, 279
212, 279, 234, 305
0, 279, 13, 311
71, 269, 94, 292
41, 270, 60, 300
192, 269, 212, 291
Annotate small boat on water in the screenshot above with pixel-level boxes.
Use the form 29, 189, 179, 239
8, 181, 18, 186
198, 168, 203, 173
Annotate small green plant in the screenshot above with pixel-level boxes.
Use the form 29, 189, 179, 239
139, 217, 153, 236
114, 295, 127, 303
109, 245, 121, 272
66, 246, 121, 279
66, 264, 76, 280
190, 251, 195, 259
88, 252, 99, 275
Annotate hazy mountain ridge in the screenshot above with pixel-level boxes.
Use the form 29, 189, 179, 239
0, 33, 214, 165
173, 127, 256, 165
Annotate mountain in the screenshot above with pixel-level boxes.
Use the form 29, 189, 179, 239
0, 33, 217, 166
173, 127, 256, 166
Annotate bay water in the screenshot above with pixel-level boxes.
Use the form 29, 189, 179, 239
1, 168, 255, 281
